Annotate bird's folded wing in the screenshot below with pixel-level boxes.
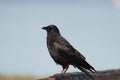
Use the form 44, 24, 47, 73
54, 39, 86, 60
54, 42, 86, 66
54, 42, 96, 72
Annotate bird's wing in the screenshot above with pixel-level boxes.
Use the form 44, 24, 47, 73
55, 36, 86, 60
54, 37, 96, 72
74, 50, 86, 60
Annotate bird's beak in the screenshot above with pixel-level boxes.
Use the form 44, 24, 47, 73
42, 27, 47, 30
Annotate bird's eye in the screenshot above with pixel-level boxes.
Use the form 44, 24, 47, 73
48, 27, 54, 32
47, 28, 50, 31
45, 27, 51, 31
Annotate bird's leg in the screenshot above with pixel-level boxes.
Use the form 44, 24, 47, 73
61, 65, 69, 74
63, 66, 69, 73
61, 68, 65, 74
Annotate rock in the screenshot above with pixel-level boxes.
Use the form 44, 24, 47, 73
38, 69, 120, 80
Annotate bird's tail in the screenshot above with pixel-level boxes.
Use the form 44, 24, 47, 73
71, 56, 96, 80
77, 66, 95, 80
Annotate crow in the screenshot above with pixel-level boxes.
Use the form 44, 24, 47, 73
42, 25, 96, 80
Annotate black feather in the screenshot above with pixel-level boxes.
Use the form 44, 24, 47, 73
42, 25, 96, 80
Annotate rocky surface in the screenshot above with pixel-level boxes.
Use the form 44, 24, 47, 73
38, 69, 120, 80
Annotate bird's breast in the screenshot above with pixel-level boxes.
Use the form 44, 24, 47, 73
47, 41, 69, 65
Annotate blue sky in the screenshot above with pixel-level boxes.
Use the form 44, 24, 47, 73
0, 0, 120, 76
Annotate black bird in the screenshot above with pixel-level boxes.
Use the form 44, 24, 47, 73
42, 25, 96, 79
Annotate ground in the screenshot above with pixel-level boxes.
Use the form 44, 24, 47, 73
0, 69, 120, 80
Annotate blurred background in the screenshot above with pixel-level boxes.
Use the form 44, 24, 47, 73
0, 0, 120, 77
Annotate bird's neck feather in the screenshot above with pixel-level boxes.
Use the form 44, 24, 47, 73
47, 32, 61, 40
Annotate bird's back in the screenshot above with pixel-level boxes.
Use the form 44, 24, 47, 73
46, 32, 85, 66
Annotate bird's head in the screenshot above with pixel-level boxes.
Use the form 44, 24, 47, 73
42, 25, 60, 34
